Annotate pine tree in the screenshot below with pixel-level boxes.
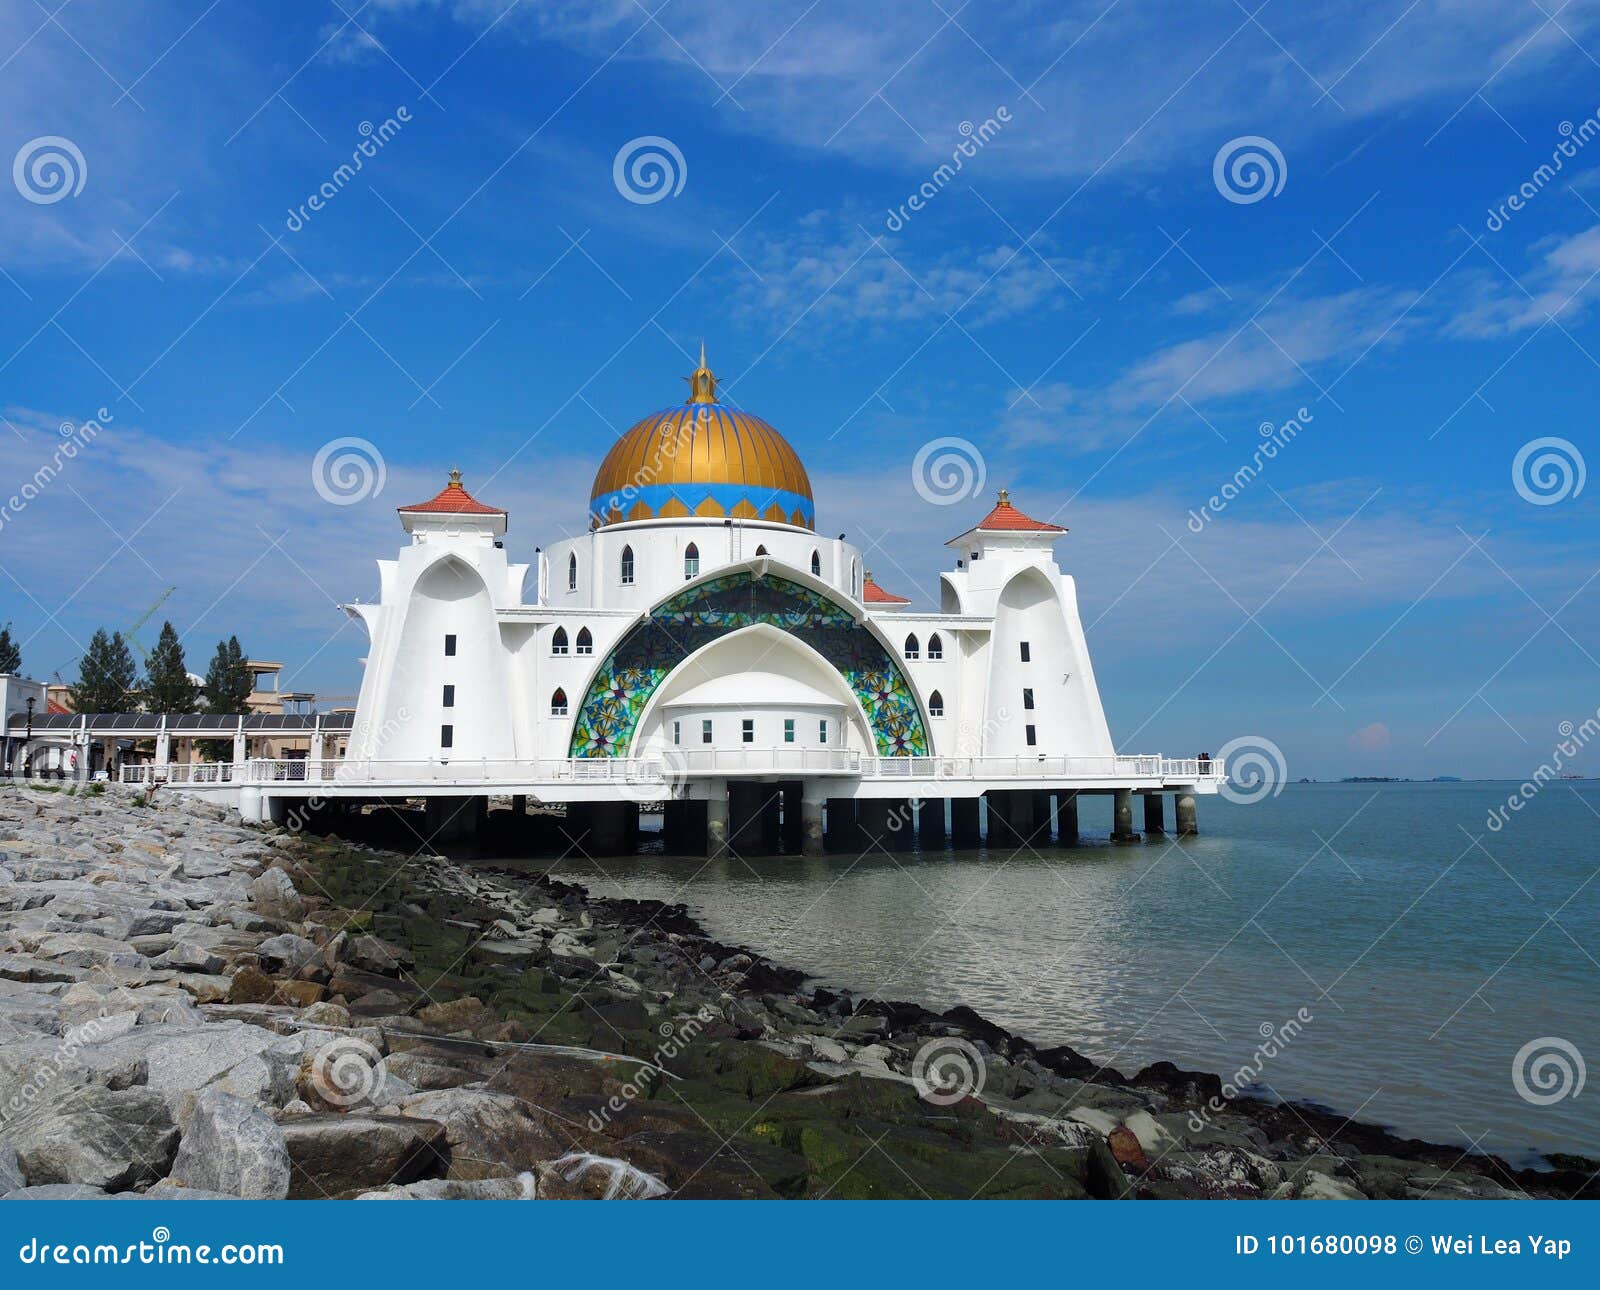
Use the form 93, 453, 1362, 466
69, 629, 140, 713
203, 636, 253, 713
0, 624, 19, 674
144, 621, 196, 714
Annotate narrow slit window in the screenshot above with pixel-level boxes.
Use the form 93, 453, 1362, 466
1025, 724, 1037, 747
443, 634, 457, 657
620, 545, 634, 585
1019, 641, 1031, 662
818, 719, 828, 744
783, 718, 795, 743
684, 543, 700, 579
440, 724, 453, 749
567, 554, 577, 591
442, 684, 455, 708
701, 719, 713, 744
1022, 687, 1034, 710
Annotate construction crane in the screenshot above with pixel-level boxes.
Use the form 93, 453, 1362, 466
124, 587, 177, 665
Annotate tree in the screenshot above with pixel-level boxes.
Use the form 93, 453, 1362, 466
0, 624, 19, 674
69, 629, 140, 714
143, 621, 197, 714
202, 636, 253, 713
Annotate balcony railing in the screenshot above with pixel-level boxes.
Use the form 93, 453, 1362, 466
124, 753, 1224, 788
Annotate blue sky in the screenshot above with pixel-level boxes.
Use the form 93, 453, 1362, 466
1, 0, 1598, 779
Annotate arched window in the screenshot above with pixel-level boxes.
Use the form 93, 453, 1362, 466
928, 689, 944, 717
550, 687, 568, 716
927, 633, 943, 660
755, 544, 768, 557
575, 627, 593, 656
904, 633, 919, 660
551, 627, 568, 656
810, 550, 821, 576
620, 545, 634, 585
684, 543, 700, 579
567, 553, 577, 591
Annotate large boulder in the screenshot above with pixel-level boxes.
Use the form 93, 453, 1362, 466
281, 1115, 449, 1198
397, 1087, 567, 1180
249, 869, 304, 921
6, 1087, 177, 1191
168, 1089, 290, 1199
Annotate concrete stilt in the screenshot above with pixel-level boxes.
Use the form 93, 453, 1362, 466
1112, 788, 1139, 844
511, 795, 527, 819
983, 791, 1010, 847
1031, 791, 1054, 845
1057, 791, 1080, 847
1143, 793, 1166, 837
588, 801, 635, 855
917, 797, 947, 849
825, 798, 857, 852
801, 792, 826, 856
950, 797, 981, 848
758, 785, 782, 853
728, 782, 761, 856
1175, 789, 1198, 837
706, 789, 730, 860
857, 798, 891, 845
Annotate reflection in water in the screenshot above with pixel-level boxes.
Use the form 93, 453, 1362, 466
515, 783, 1599, 1163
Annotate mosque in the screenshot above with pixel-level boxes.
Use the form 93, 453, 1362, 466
320, 347, 1222, 855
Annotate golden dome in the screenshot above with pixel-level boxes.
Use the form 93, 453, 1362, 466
589, 346, 814, 530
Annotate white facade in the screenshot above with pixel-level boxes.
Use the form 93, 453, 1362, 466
343, 465, 1118, 780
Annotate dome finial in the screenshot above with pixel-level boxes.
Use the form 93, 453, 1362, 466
449, 466, 463, 489
686, 342, 719, 404
997, 487, 1011, 506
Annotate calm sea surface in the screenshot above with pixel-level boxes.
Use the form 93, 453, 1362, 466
534, 782, 1599, 1164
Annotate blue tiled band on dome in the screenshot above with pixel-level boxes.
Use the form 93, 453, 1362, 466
588, 483, 815, 529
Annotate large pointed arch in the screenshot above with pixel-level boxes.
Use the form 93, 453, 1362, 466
568, 571, 928, 757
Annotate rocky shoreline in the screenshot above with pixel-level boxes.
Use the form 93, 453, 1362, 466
0, 786, 1592, 1200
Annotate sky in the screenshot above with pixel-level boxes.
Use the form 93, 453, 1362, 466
1, 0, 1598, 780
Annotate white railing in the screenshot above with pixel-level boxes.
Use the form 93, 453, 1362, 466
134, 752, 1226, 788
120, 763, 238, 785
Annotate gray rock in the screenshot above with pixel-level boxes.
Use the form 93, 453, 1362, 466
6, 1087, 177, 1190
0, 1145, 22, 1194
3, 1183, 110, 1199
153, 942, 226, 974
341, 936, 411, 975
256, 934, 321, 973
397, 1087, 565, 1180
356, 1173, 536, 1200
281, 1115, 450, 1198
169, 1088, 290, 1199
249, 869, 304, 921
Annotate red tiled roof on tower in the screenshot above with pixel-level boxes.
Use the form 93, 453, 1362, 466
862, 573, 911, 605
398, 468, 505, 516
972, 488, 1065, 533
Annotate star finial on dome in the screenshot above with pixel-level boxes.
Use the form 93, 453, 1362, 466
685, 341, 719, 404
